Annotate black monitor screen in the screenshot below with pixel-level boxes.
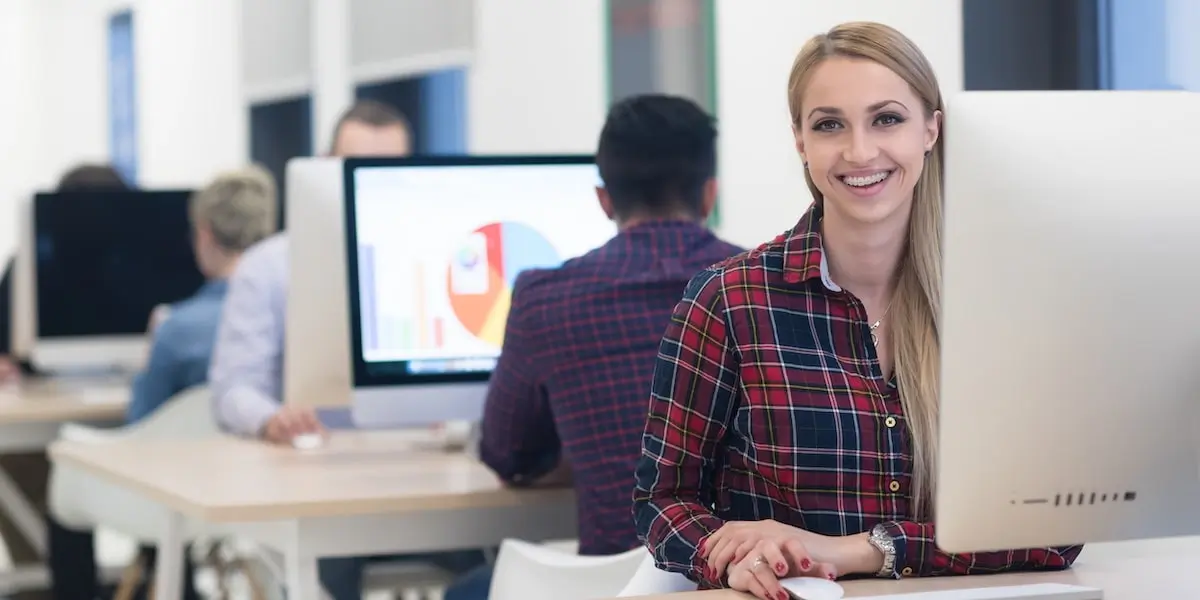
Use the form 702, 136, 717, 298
34, 190, 206, 338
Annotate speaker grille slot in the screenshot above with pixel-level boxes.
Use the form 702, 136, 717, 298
1021, 490, 1137, 507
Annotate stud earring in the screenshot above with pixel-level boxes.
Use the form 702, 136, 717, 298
924, 149, 932, 158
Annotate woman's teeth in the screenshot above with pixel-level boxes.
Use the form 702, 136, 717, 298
841, 171, 891, 187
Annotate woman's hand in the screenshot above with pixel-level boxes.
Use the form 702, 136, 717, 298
727, 539, 821, 600
703, 520, 880, 581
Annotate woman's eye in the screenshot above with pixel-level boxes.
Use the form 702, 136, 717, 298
875, 113, 905, 126
813, 120, 841, 132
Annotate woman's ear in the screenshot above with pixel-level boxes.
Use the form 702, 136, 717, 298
925, 109, 943, 152
792, 124, 807, 164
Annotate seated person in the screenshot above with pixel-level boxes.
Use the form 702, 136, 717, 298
631, 22, 1082, 600
0, 164, 132, 600
46, 166, 277, 600
463, 94, 743, 597
208, 100, 486, 600
0, 164, 132, 379
126, 165, 278, 423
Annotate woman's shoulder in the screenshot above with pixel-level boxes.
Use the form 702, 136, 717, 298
683, 234, 792, 306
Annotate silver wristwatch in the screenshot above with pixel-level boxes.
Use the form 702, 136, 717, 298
867, 524, 897, 578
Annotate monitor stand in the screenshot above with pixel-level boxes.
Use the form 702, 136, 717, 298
854, 583, 1101, 600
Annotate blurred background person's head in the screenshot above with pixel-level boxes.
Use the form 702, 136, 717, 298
55, 164, 130, 192
330, 100, 412, 157
189, 165, 279, 280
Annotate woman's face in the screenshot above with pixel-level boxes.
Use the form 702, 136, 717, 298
794, 56, 940, 227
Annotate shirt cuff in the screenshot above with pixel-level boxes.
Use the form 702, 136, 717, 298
222, 390, 280, 438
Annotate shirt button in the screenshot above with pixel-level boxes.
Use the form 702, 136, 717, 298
889, 480, 901, 492
884, 416, 897, 428
901, 567, 914, 577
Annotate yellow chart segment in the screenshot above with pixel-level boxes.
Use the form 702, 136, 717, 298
478, 285, 513, 347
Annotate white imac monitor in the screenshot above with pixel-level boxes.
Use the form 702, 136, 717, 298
936, 90, 1200, 554
21, 190, 204, 373
342, 156, 616, 428
283, 158, 353, 409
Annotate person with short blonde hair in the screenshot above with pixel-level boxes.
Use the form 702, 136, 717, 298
187, 165, 278, 278
126, 165, 278, 424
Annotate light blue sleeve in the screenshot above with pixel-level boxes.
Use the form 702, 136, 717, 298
208, 237, 286, 437
126, 320, 184, 424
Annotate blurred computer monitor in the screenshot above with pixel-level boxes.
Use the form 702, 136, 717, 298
936, 90, 1200, 554
343, 155, 615, 428
19, 190, 203, 372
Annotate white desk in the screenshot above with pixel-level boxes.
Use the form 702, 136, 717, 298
0, 379, 127, 592
618, 543, 1200, 599
49, 430, 578, 600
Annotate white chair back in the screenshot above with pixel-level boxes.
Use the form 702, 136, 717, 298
617, 552, 696, 597
488, 539, 646, 600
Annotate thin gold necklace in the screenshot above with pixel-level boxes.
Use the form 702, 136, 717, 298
869, 300, 894, 348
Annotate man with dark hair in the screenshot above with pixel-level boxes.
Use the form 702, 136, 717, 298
211, 100, 412, 447
593, 94, 721, 222
329, 99, 412, 156
210, 101, 486, 600
463, 94, 742, 598
53, 164, 131, 192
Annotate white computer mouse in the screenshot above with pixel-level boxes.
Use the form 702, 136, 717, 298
780, 576, 844, 600
291, 433, 326, 451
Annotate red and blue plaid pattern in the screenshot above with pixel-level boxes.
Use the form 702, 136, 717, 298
480, 220, 742, 556
633, 205, 1081, 585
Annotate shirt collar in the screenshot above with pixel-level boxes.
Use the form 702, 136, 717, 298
781, 203, 841, 292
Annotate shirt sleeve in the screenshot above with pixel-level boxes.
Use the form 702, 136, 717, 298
479, 274, 561, 484
126, 320, 184, 424
209, 247, 283, 437
632, 268, 740, 587
881, 521, 1083, 577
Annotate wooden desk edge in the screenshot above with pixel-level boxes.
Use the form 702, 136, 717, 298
48, 442, 212, 520
48, 441, 577, 522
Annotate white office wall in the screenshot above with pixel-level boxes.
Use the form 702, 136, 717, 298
135, 0, 246, 187
0, 0, 49, 260
468, 0, 607, 154
714, 2, 965, 248
30, 0, 245, 191
24, 0, 605, 190
37, 0, 115, 185
243, 0, 312, 102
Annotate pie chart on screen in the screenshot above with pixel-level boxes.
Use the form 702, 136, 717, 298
447, 221, 560, 347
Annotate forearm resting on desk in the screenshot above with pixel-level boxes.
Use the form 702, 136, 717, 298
211, 386, 279, 437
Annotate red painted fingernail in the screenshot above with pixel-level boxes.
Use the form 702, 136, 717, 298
801, 558, 811, 570
777, 592, 788, 600
775, 562, 786, 573
698, 540, 706, 552
827, 573, 836, 580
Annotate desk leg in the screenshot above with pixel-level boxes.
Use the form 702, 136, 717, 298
0, 461, 48, 557
284, 521, 321, 600
153, 511, 184, 600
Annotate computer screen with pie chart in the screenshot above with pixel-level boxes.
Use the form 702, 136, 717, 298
343, 155, 614, 399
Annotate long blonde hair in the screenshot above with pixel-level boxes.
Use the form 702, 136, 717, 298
786, 22, 944, 519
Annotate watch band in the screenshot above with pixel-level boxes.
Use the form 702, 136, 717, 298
867, 524, 897, 578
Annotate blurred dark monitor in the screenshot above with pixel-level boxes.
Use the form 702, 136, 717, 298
33, 190, 204, 339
